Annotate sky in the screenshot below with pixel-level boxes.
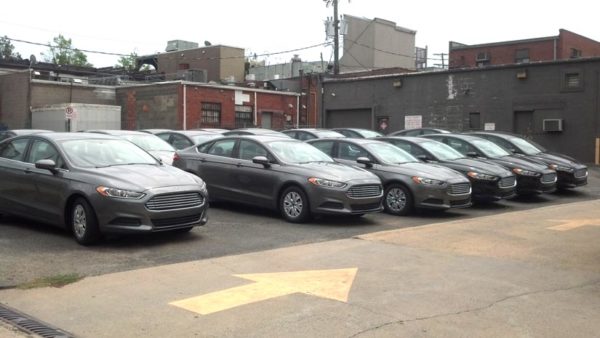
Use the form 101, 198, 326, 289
2, 0, 599, 69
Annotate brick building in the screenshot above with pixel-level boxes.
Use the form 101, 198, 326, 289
449, 29, 600, 69
116, 82, 303, 131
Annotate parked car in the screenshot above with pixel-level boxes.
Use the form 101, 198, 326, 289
0, 129, 52, 141
0, 133, 209, 245
151, 130, 222, 150
282, 128, 345, 141
378, 136, 517, 201
173, 135, 383, 222
307, 138, 472, 215
192, 128, 229, 134
87, 130, 176, 165
466, 131, 587, 189
423, 134, 557, 195
387, 128, 450, 137
331, 128, 383, 138
222, 128, 291, 138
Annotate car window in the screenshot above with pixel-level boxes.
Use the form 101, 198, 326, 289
483, 136, 514, 152
171, 134, 193, 150
0, 138, 29, 161
27, 140, 65, 168
387, 140, 426, 157
156, 133, 171, 143
238, 140, 269, 160
336, 130, 356, 138
297, 132, 315, 141
208, 139, 236, 157
338, 142, 370, 160
404, 129, 421, 137
310, 141, 335, 156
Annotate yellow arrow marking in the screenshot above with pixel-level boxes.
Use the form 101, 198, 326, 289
547, 219, 600, 231
170, 268, 358, 315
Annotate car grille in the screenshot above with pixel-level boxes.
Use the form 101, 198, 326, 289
541, 173, 557, 183
574, 168, 588, 178
347, 185, 382, 199
450, 198, 471, 207
152, 214, 202, 229
498, 176, 517, 188
448, 183, 471, 195
145, 192, 204, 211
351, 202, 381, 212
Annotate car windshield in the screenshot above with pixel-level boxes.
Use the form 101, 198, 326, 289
122, 134, 175, 152
420, 141, 464, 161
364, 142, 418, 164
267, 141, 334, 164
471, 139, 511, 158
191, 134, 222, 145
508, 136, 544, 155
62, 139, 158, 167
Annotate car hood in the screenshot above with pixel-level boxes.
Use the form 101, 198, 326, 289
486, 155, 550, 172
446, 158, 513, 176
383, 162, 468, 182
518, 152, 586, 169
290, 161, 379, 183
85, 164, 199, 192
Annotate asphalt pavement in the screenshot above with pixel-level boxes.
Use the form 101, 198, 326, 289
1, 198, 599, 337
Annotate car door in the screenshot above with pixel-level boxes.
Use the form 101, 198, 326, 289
24, 139, 70, 225
233, 139, 280, 207
0, 137, 33, 216
196, 138, 239, 200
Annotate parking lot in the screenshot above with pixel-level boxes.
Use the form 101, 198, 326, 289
1, 172, 600, 337
2, 168, 600, 290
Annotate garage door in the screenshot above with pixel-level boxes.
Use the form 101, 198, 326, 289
325, 109, 372, 128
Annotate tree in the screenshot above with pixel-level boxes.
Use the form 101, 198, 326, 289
116, 52, 138, 72
43, 34, 92, 67
0, 36, 21, 60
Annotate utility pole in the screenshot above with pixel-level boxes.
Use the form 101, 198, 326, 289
324, 0, 340, 75
434, 53, 448, 69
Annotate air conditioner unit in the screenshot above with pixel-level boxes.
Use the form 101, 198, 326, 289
543, 119, 563, 132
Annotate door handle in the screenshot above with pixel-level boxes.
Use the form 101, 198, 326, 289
24, 168, 33, 174
236, 162, 243, 167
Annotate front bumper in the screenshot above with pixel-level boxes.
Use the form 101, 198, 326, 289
556, 168, 588, 189
308, 179, 383, 216
472, 176, 517, 201
92, 185, 209, 234
516, 173, 557, 195
414, 179, 472, 210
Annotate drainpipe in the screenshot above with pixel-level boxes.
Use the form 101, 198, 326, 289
183, 83, 187, 130
254, 92, 258, 127
553, 37, 558, 60
296, 95, 300, 128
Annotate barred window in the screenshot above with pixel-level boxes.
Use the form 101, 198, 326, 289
235, 105, 253, 128
201, 102, 221, 126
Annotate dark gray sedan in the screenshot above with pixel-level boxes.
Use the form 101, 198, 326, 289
0, 133, 209, 245
173, 135, 383, 222
308, 138, 472, 215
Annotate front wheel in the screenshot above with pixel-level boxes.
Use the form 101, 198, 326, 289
384, 184, 413, 216
70, 197, 101, 245
280, 186, 311, 223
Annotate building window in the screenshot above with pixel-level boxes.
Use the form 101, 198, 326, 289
201, 102, 221, 126
570, 48, 582, 59
475, 52, 490, 67
235, 105, 253, 128
515, 49, 530, 63
468, 112, 481, 130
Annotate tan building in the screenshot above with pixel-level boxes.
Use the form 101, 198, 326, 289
340, 15, 416, 73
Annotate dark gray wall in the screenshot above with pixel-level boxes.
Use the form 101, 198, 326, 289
322, 59, 600, 162
0, 71, 30, 129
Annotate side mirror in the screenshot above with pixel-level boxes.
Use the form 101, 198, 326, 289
252, 156, 271, 168
35, 159, 58, 173
466, 151, 478, 158
356, 156, 373, 168
416, 154, 429, 162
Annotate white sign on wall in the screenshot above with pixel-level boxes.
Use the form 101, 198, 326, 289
404, 115, 422, 129
484, 123, 496, 131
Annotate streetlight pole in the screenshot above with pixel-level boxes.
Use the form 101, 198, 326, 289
333, 0, 339, 75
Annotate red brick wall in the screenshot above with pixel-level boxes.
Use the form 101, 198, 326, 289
558, 29, 600, 59
449, 39, 556, 69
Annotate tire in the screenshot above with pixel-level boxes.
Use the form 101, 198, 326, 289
280, 186, 311, 223
383, 184, 413, 216
70, 197, 101, 245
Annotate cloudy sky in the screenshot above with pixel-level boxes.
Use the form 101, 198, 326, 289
2, 0, 599, 68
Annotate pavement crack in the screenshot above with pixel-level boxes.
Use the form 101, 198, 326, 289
348, 279, 600, 338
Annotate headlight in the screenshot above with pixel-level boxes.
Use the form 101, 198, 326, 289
308, 177, 348, 189
191, 174, 207, 190
548, 164, 574, 173
512, 168, 540, 177
467, 171, 497, 181
412, 176, 446, 186
96, 186, 145, 199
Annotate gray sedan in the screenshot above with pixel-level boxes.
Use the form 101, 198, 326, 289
308, 138, 472, 215
0, 133, 209, 245
173, 135, 383, 222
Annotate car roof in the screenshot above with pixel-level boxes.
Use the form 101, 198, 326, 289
161, 130, 220, 136
379, 136, 432, 143
426, 133, 483, 141
467, 131, 518, 139
87, 129, 149, 136
140, 129, 172, 134
11, 132, 119, 142
220, 134, 299, 143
